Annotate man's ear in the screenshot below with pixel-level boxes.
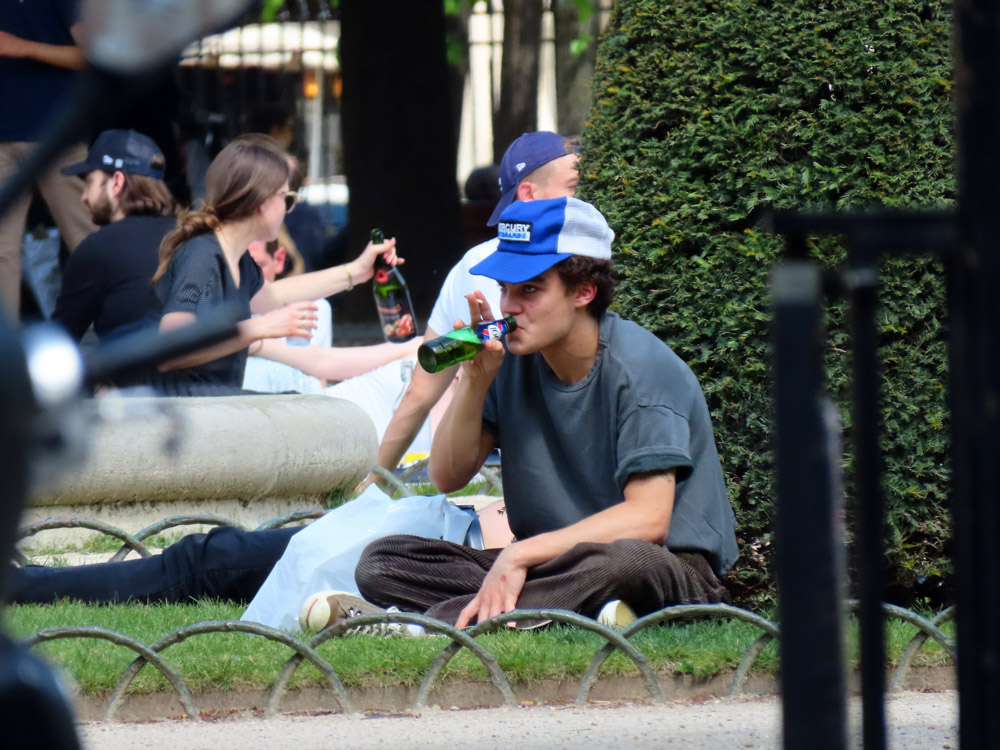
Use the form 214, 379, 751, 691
515, 179, 538, 202
273, 246, 287, 275
109, 171, 127, 197
573, 278, 597, 309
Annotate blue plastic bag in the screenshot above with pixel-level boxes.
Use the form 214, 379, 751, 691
241, 485, 479, 631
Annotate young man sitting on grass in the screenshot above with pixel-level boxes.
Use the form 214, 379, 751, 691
348, 197, 739, 629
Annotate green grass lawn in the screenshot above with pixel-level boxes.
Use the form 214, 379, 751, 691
2, 600, 954, 696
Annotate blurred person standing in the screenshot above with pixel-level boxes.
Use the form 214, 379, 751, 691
283, 153, 327, 272
0, 0, 98, 319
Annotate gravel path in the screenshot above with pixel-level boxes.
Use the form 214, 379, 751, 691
78, 690, 957, 749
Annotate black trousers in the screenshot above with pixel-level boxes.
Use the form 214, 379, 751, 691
356, 535, 729, 625
10, 526, 300, 605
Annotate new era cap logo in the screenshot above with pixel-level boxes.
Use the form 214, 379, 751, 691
497, 220, 532, 242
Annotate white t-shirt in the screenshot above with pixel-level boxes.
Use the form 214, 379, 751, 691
243, 298, 333, 394
426, 238, 501, 336
324, 356, 432, 458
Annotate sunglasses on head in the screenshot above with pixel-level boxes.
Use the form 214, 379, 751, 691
280, 190, 298, 213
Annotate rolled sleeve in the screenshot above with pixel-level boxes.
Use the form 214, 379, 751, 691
162, 275, 211, 315
614, 404, 694, 490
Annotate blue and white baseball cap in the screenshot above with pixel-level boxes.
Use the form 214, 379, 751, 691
471, 197, 614, 284
487, 131, 577, 226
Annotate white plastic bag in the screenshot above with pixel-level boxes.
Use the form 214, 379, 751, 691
241, 485, 479, 631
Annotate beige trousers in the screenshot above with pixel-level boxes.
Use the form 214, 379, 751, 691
0, 141, 98, 319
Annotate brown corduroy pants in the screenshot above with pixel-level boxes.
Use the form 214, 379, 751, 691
355, 535, 729, 625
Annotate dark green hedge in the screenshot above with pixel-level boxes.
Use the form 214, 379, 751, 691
580, 0, 954, 605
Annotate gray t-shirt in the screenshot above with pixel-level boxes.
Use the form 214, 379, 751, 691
482, 312, 738, 576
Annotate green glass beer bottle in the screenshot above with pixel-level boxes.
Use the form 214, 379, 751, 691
417, 315, 518, 373
370, 228, 417, 342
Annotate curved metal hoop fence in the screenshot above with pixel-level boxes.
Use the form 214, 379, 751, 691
15, 511, 954, 720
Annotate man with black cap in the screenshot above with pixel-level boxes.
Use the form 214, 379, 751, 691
53, 129, 178, 345
375, 131, 580, 473
354, 197, 739, 629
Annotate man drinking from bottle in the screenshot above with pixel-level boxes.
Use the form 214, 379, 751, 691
353, 197, 739, 628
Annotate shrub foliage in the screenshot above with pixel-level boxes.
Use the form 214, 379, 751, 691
581, 0, 954, 605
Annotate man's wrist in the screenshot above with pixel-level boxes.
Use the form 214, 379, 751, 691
499, 541, 528, 568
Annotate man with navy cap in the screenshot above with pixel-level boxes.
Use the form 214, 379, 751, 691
355, 197, 739, 629
53, 129, 178, 346
375, 131, 579, 473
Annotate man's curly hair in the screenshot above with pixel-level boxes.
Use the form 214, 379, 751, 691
555, 255, 617, 319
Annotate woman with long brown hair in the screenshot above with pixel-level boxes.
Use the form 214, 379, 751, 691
149, 136, 401, 395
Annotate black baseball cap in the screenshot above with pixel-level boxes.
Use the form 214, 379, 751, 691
62, 129, 165, 179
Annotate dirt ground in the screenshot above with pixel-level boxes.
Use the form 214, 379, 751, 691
77, 690, 958, 750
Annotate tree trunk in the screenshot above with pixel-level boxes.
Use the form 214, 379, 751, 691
339, 2, 463, 325
553, 0, 602, 137
493, 0, 543, 162
445, 2, 472, 152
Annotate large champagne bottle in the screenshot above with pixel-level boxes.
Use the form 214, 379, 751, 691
370, 228, 416, 342
417, 315, 517, 373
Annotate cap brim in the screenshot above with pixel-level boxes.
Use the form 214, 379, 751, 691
60, 160, 95, 176
470, 250, 572, 284
487, 189, 516, 226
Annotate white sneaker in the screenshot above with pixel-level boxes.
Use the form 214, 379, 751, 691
300, 590, 414, 636
597, 599, 637, 629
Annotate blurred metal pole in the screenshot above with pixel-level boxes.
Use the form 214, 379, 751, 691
0, 314, 34, 604
772, 250, 847, 750
845, 246, 886, 750
952, 2, 1000, 746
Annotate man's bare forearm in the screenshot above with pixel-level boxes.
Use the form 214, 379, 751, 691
258, 339, 418, 382
505, 471, 677, 570
376, 351, 457, 470
427, 373, 494, 492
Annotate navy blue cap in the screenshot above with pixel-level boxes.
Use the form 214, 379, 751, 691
487, 131, 576, 226
471, 197, 614, 284
62, 129, 165, 179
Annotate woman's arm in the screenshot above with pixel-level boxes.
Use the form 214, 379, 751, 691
250, 237, 400, 313
256, 336, 421, 382
157, 303, 317, 371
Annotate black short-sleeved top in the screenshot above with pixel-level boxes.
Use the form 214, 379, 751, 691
53, 215, 175, 343
149, 233, 264, 396
482, 312, 739, 577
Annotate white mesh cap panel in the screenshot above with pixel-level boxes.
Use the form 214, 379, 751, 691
555, 197, 615, 259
